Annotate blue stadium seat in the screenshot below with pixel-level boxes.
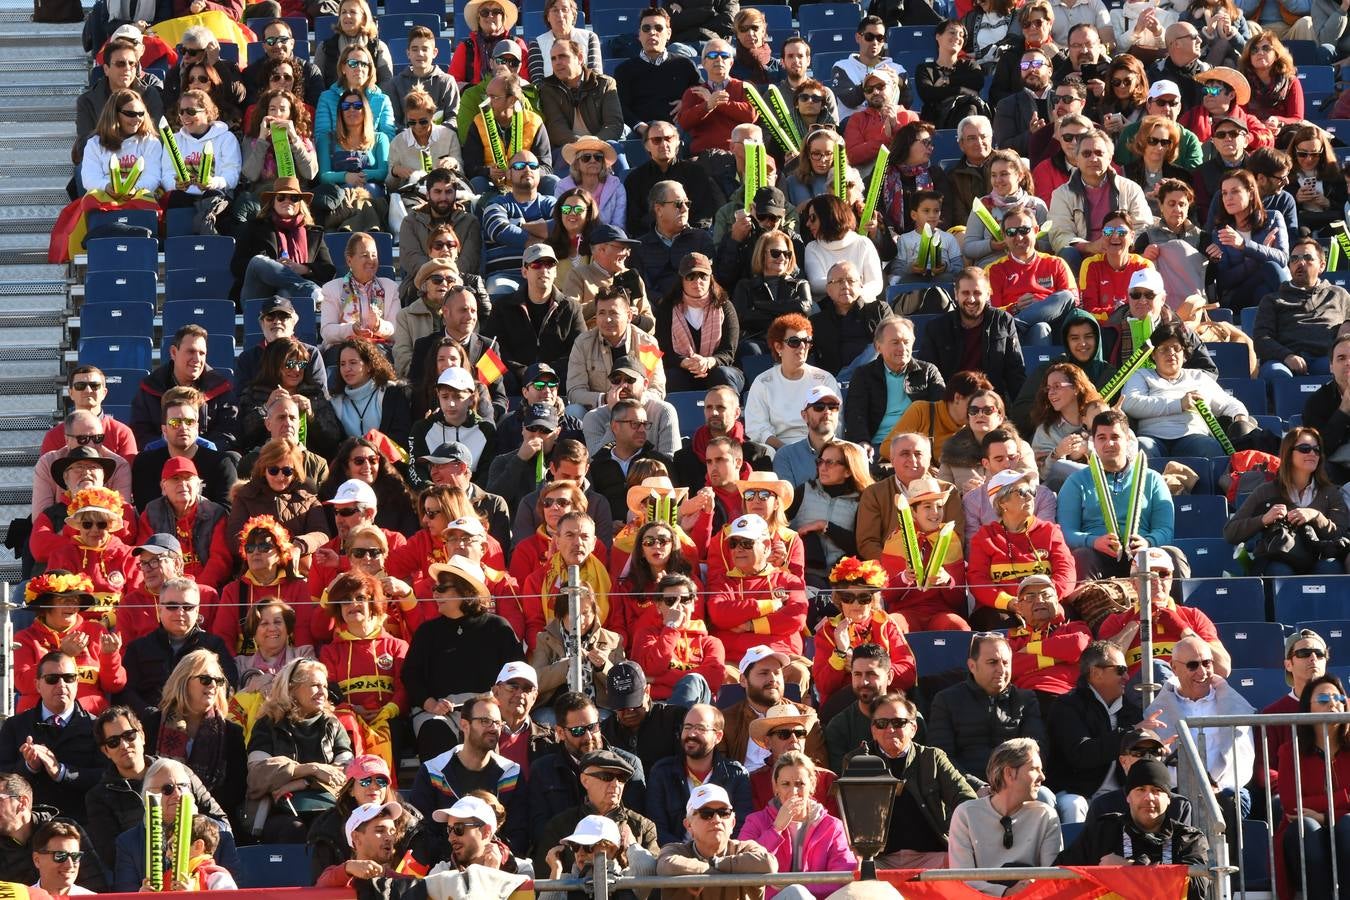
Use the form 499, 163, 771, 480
383, 0, 442, 16
1022, 345, 1056, 377
589, 7, 638, 37
1285, 40, 1322, 66
378, 13, 443, 36
889, 24, 937, 49
1172, 538, 1241, 579
159, 333, 236, 370
99, 369, 145, 409
1229, 668, 1289, 710
79, 337, 152, 372
1207, 307, 1234, 324
667, 390, 705, 438
164, 206, 196, 237
1274, 576, 1350, 624
617, 137, 649, 168
748, 4, 793, 29
1273, 376, 1329, 420
164, 269, 233, 303
1060, 820, 1084, 848
811, 51, 849, 79
1147, 456, 1212, 495
1239, 819, 1272, 892
741, 353, 774, 389
907, 630, 970, 674
1218, 377, 1268, 415
243, 297, 318, 342
216, 43, 239, 64
1252, 414, 1286, 436
83, 271, 156, 306
930, 129, 960, 160
161, 299, 237, 341
1204, 341, 1250, 379
1241, 305, 1257, 335
1180, 577, 1265, 623
325, 231, 394, 275
1172, 495, 1229, 538
86, 236, 158, 273
165, 235, 235, 272
1298, 66, 1336, 105
78, 302, 154, 341
1217, 622, 1285, 669
806, 27, 854, 51
797, 3, 861, 31
1294, 620, 1350, 660
313, 14, 337, 42
234, 844, 313, 889
716, 683, 747, 708
86, 208, 159, 241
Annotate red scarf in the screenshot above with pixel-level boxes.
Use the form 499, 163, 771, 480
271, 210, 309, 265
692, 421, 750, 466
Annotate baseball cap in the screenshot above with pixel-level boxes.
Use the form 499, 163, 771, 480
325, 478, 378, 507
443, 515, 486, 537
1125, 758, 1171, 793
679, 252, 712, 277
686, 783, 732, 817
1212, 115, 1249, 133
134, 534, 182, 557
753, 186, 787, 217
345, 754, 391, 781
432, 794, 497, 829
492, 39, 521, 60
588, 223, 640, 246
523, 244, 558, 265
562, 814, 622, 847
495, 660, 537, 687
110, 24, 144, 43
258, 295, 297, 318
609, 361, 644, 382
803, 384, 841, 407
607, 661, 647, 708
160, 456, 199, 480
522, 362, 559, 384
1147, 79, 1181, 100
1017, 574, 1055, 595
344, 801, 403, 847
1143, 547, 1174, 572
1120, 727, 1165, 754
1127, 268, 1165, 296
524, 402, 560, 431
420, 442, 473, 466
437, 367, 474, 392
728, 514, 769, 541
738, 644, 790, 675
577, 749, 634, 778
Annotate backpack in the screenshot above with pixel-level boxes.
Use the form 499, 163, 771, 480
1222, 450, 1280, 506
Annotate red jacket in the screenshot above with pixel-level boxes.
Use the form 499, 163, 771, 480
1007, 618, 1092, 694
518, 554, 609, 652
387, 528, 505, 586
448, 32, 527, 85
609, 572, 706, 653
844, 105, 919, 167
1180, 104, 1273, 150
966, 517, 1076, 613
1276, 740, 1350, 899
319, 628, 408, 714
45, 536, 143, 605
677, 80, 757, 156
32, 498, 137, 567
632, 620, 726, 700
705, 568, 808, 662
705, 525, 805, 583
14, 615, 126, 714
1076, 253, 1151, 320
134, 504, 232, 588
305, 529, 410, 601
1098, 600, 1219, 674
116, 583, 221, 645
988, 251, 1075, 310
811, 609, 917, 702
213, 573, 314, 653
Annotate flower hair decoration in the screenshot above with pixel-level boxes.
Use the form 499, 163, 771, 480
829, 556, 887, 588
25, 571, 95, 603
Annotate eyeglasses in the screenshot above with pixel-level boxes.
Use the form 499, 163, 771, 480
614, 418, 648, 429
334, 507, 366, 520
642, 535, 673, 547
1102, 225, 1130, 237
1000, 815, 1015, 850
266, 466, 296, 477
1019, 59, 1046, 70
527, 259, 557, 270
406, 116, 433, 127
1289, 253, 1319, 263
349, 547, 384, 559
640, 22, 665, 32
784, 336, 812, 348
1093, 663, 1129, 676
574, 152, 606, 164
430, 239, 459, 252
357, 775, 390, 788
346, 59, 372, 69
871, 717, 912, 730
101, 729, 140, 749
264, 34, 293, 45
1128, 290, 1156, 301
798, 94, 824, 103
1004, 226, 1034, 237
768, 728, 809, 740
834, 591, 876, 605
860, 32, 885, 42
1182, 658, 1215, 671
1110, 77, 1134, 87
1203, 84, 1229, 96
77, 519, 109, 531
187, 74, 211, 84
1213, 130, 1242, 140
41, 673, 77, 685
498, 679, 536, 693
695, 807, 735, 820
165, 416, 197, 428
807, 401, 839, 413
161, 603, 198, 613
817, 456, 845, 468
340, 100, 364, 111
1294, 443, 1322, 455
37, 850, 84, 864
1147, 137, 1173, 147
68, 432, 105, 445
193, 674, 226, 687
559, 203, 587, 215
704, 50, 733, 60
967, 404, 997, 416
350, 455, 380, 466
583, 770, 628, 783
727, 537, 758, 550
525, 426, 553, 436
1318, 693, 1349, 704
541, 497, 573, 509
244, 542, 277, 554
564, 721, 601, 737
1294, 647, 1328, 659
510, 161, 541, 170
108, 58, 137, 68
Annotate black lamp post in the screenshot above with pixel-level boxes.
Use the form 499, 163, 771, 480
835, 744, 902, 880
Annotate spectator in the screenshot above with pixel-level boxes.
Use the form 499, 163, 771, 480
773, 385, 844, 492
845, 70, 918, 174
812, 563, 916, 706
236, 90, 320, 231
535, 753, 659, 881
561, 228, 654, 338
631, 573, 725, 701
677, 39, 756, 156
464, 76, 552, 197
481, 149, 556, 297
492, 371, 584, 464
987, 205, 1079, 345
13, 577, 122, 720
307, 756, 426, 882
31, 449, 134, 583
1046, 129, 1152, 272
122, 526, 224, 638
1098, 548, 1229, 673
527, 0, 602, 79
518, 512, 615, 653
313, 43, 396, 189
130, 325, 240, 453
928, 633, 1045, 785
647, 704, 752, 844
1098, 55, 1150, 137
226, 433, 329, 542
1058, 410, 1178, 581
812, 262, 890, 378
531, 583, 624, 707
233, 182, 333, 319
215, 515, 317, 652
938, 389, 1031, 496
961, 154, 1045, 269
962, 425, 1056, 538
393, 259, 464, 382
635, 180, 717, 299
1182, 67, 1272, 149
40, 367, 137, 462
1115, 80, 1203, 169
581, 365, 680, 458
919, 267, 1026, 397
397, 170, 484, 298
783, 129, 845, 210
943, 115, 994, 232
233, 600, 316, 701
237, 340, 341, 459
539, 40, 622, 152
0, 770, 106, 891
1005, 574, 1092, 701
329, 339, 411, 450
1303, 334, 1350, 482
232, 298, 326, 399
601, 662, 690, 763
556, 147, 625, 237
1283, 126, 1345, 236
744, 314, 840, 450
914, 19, 984, 125
30, 820, 96, 897
785, 77, 837, 144
1075, 208, 1151, 320
314, 0, 395, 97
45, 485, 141, 615
655, 783, 774, 897
1103, 267, 1217, 373
244, 20, 326, 108
1254, 628, 1328, 799
160, 90, 240, 216
433, 792, 530, 876
312, 800, 407, 887
1032, 112, 1090, 204
842, 317, 942, 451
120, 578, 237, 714
406, 289, 507, 424
320, 234, 401, 353
32, 412, 132, 525
880, 369, 992, 463
410, 693, 525, 839
1045, 640, 1142, 826
1027, 361, 1103, 489
832, 16, 906, 117
1192, 115, 1251, 214
130, 388, 238, 512
386, 89, 462, 223
801, 195, 882, 304
492, 244, 586, 387
74, 40, 164, 157
992, 49, 1055, 156
653, 252, 743, 393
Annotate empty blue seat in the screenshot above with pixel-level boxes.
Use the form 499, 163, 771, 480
86, 236, 158, 273
1172, 494, 1228, 538
1204, 341, 1250, 378
216, 43, 239, 63
797, 2, 861, 31
99, 369, 146, 409
1148, 456, 1213, 495
748, 4, 792, 29
1022, 345, 1056, 376
1294, 620, 1350, 660
1298, 66, 1336, 100
1273, 376, 1329, 420
163, 269, 232, 303
811, 51, 849, 79
1239, 819, 1272, 892
86, 210, 158, 243
589, 7, 637, 36
1275, 577, 1350, 623
313, 14, 337, 42
79, 302, 154, 341
165, 235, 235, 272
666, 390, 706, 438
325, 231, 394, 276
164, 206, 197, 237
1180, 577, 1265, 623
806, 27, 854, 50
1217, 622, 1285, 669
889, 24, 937, 49
234, 844, 313, 889
1172, 538, 1241, 578
79, 337, 152, 372
83, 271, 156, 306
162, 299, 237, 341
1229, 668, 1289, 710
1218, 377, 1268, 415
907, 630, 970, 674
378, 13, 443, 35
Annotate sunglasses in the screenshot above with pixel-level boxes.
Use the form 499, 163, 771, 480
1001, 815, 1015, 850
179, 106, 203, 116
492, 56, 518, 65
817, 456, 845, 467
798, 94, 824, 103
1019, 59, 1046, 70
1182, 658, 1214, 671
1094, 663, 1129, 676
1146, 137, 1173, 147
807, 401, 839, 412
574, 152, 606, 164
559, 203, 587, 215
742, 489, 776, 501
530, 379, 560, 390
41, 673, 77, 685
1294, 647, 1328, 659
863, 83, 888, 93
642, 535, 673, 547
835, 590, 876, 605
266, 466, 296, 477
157, 782, 190, 796
1213, 130, 1242, 139
350, 455, 379, 466
118, 108, 146, 118
860, 32, 885, 41
334, 507, 364, 519
346, 59, 372, 68
101, 729, 140, 749
784, 336, 812, 348
660, 199, 691, 209
694, 807, 735, 820
264, 34, 293, 45
161, 603, 197, 612
769, 728, 809, 740
541, 497, 572, 509
871, 717, 912, 730
704, 50, 733, 60
683, 271, 710, 281
340, 100, 364, 111
766, 248, 791, 260
1110, 77, 1134, 87
166, 416, 197, 427
448, 822, 483, 836
1202, 84, 1229, 95
1054, 94, 1078, 103
1129, 290, 1156, 300
609, 375, 637, 386
640, 22, 665, 32
348, 546, 385, 560
1102, 225, 1130, 237
282, 358, 308, 371
510, 161, 542, 170
1296, 149, 1323, 158
77, 519, 109, 530
583, 770, 628, 783
430, 239, 459, 251
527, 259, 557, 270
1318, 693, 1349, 704
244, 542, 277, 554
193, 674, 226, 687
70, 381, 104, 392
187, 75, 211, 83
68, 433, 105, 445
661, 594, 695, 606
1004, 226, 1034, 237
1294, 443, 1322, 455
357, 776, 390, 788
37, 850, 84, 864
564, 721, 601, 737
1290, 253, 1319, 263
406, 115, 433, 126
727, 537, 758, 550
967, 404, 997, 416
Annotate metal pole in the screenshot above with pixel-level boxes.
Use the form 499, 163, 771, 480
566, 564, 584, 694
0, 584, 12, 720
593, 848, 609, 900
1133, 549, 1158, 706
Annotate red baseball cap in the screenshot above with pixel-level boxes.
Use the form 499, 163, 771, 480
161, 456, 199, 480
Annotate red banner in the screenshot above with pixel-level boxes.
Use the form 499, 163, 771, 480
879, 865, 1190, 900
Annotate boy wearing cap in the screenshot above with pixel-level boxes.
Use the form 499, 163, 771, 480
705, 516, 809, 673
408, 368, 496, 485
656, 783, 775, 899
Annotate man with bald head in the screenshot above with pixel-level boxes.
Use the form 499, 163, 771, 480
856, 433, 963, 560
481, 149, 556, 299
33, 410, 133, 514
634, 180, 716, 298
236, 395, 329, 491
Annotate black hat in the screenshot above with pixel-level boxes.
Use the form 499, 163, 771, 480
753, 186, 787, 217
577, 748, 634, 777
51, 445, 116, 486
609, 360, 644, 382
259, 296, 297, 318
607, 661, 647, 708
522, 362, 559, 385
1126, 758, 1171, 793
523, 402, 559, 431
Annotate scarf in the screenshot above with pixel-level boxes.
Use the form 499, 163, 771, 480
898, 163, 933, 186
735, 42, 773, 82
670, 298, 723, 359
1252, 73, 1290, 109
987, 188, 1028, 209
339, 378, 381, 438
157, 708, 228, 791
542, 553, 611, 625
340, 273, 387, 334
692, 420, 748, 463
271, 211, 309, 266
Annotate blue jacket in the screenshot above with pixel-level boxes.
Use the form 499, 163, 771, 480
313, 83, 396, 178
1058, 459, 1175, 550
113, 819, 241, 892
646, 751, 753, 845
1202, 210, 1290, 286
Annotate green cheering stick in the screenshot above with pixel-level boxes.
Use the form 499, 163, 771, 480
743, 140, 765, 212
270, 123, 296, 179
766, 85, 802, 149
832, 141, 848, 202
857, 145, 888, 234
158, 116, 189, 185
198, 140, 214, 185
1098, 340, 1154, 403
971, 197, 1004, 241
744, 83, 796, 154
1087, 448, 1120, 546
1193, 397, 1236, 455
1121, 451, 1147, 561
145, 793, 164, 891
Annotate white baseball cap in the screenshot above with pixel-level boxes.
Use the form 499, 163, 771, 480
1144, 547, 1174, 572
344, 801, 403, 847
431, 795, 498, 830
802, 384, 841, 407
1147, 79, 1181, 100
1128, 268, 1165, 296
685, 783, 732, 817
738, 644, 790, 675
495, 660, 538, 687
728, 514, 769, 541
562, 814, 621, 847
437, 367, 475, 391
443, 515, 486, 537
325, 478, 378, 507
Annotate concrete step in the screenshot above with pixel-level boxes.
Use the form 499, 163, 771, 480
0, 180, 70, 206
0, 205, 68, 235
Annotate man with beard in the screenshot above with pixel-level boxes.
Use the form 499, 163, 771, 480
565, 287, 662, 418
918, 268, 1025, 398
772, 385, 841, 489
315, 801, 406, 886
843, 69, 917, 172
435, 793, 531, 875
1254, 238, 1350, 381
677, 434, 747, 535
534, 750, 659, 875
407, 280, 508, 420
398, 169, 483, 291
719, 646, 827, 773
130, 387, 237, 511
674, 387, 771, 490
231, 296, 327, 395
824, 645, 893, 772
73, 39, 164, 158
748, 704, 839, 814
600, 661, 687, 763
993, 48, 1054, 156
647, 704, 752, 845
614, 10, 700, 138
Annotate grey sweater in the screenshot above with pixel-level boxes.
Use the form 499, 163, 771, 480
1252, 280, 1350, 363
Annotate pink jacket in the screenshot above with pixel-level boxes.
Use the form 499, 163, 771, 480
739, 804, 857, 898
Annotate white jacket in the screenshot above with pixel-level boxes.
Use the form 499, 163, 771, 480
79, 133, 166, 195
744, 364, 840, 446
1120, 366, 1246, 441
163, 120, 241, 194
1146, 675, 1255, 792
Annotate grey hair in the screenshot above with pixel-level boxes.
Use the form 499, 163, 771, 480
987, 737, 1040, 792
957, 114, 992, 137
142, 757, 190, 798
160, 577, 198, 598
181, 25, 217, 47
874, 315, 914, 343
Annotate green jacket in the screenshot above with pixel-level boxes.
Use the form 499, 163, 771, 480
456, 81, 541, 144
848, 740, 976, 843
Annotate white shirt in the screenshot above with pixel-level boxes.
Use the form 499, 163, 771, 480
32, 882, 94, 896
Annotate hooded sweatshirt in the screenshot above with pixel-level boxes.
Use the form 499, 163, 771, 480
1009, 309, 1110, 434
163, 120, 241, 193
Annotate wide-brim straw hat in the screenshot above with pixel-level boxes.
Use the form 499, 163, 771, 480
1196, 66, 1251, 107
464, 0, 519, 33
562, 135, 617, 167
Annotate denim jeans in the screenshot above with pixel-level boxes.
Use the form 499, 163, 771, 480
1260, 354, 1331, 381
241, 255, 323, 306
1283, 813, 1350, 899
1055, 791, 1088, 825
1014, 289, 1076, 345
667, 673, 712, 707
1135, 433, 1226, 459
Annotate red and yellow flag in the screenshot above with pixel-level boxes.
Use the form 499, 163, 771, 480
476, 347, 507, 385
881, 865, 1190, 900
636, 343, 664, 378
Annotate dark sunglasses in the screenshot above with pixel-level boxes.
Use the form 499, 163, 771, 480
1147, 137, 1173, 147
357, 775, 390, 788
525, 425, 553, 435
766, 247, 791, 260
1094, 663, 1128, 676
835, 590, 875, 605
346, 59, 372, 69
583, 770, 628, 783
1129, 290, 1156, 300
784, 336, 812, 348
860, 32, 885, 41
564, 721, 601, 737
37, 850, 84, 863
68, 433, 105, 445
1004, 226, 1034, 237
695, 807, 735, 820
349, 547, 384, 559
266, 465, 296, 477
118, 107, 145, 118
871, 717, 912, 730
530, 379, 560, 390
967, 404, 998, 416
642, 535, 673, 547
727, 537, 758, 550
510, 161, 541, 170
283, 358, 307, 370
179, 106, 203, 117
448, 822, 483, 836
340, 100, 364, 111
1293, 647, 1328, 659
101, 729, 140, 749
334, 506, 363, 518
742, 489, 776, 502
769, 728, 808, 740
1000, 815, 1014, 849
1182, 658, 1214, 671
541, 497, 572, 509
193, 674, 227, 687
1294, 443, 1322, 455
798, 93, 825, 103
609, 374, 637, 386
1213, 130, 1242, 139
574, 152, 606, 164
244, 542, 277, 554
640, 22, 665, 32
661, 594, 695, 606
70, 381, 104, 392
264, 34, 293, 45
527, 259, 557, 270
77, 519, 109, 530
41, 673, 77, 685
807, 401, 839, 412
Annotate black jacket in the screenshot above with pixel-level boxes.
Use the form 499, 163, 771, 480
129, 364, 240, 452
0, 806, 107, 891
228, 220, 336, 302
634, 226, 716, 300
624, 158, 724, 234
1058, 812, 1210, 900
716, 231, 807, 303
992, 90, 1047, 156
526, 746, 646, 847
851, 740, 976, 845
927, 676, 1045, 780
139, 708, 247, 826
589, 444, 675, 524
408, 330, 508, 422
1304, 380, 1350, 481
843, 356, 946, 447
664, 0, 736, 44
918, 306, 1026, 399
810, 300, 891, 376
1044, 680, 1143, 797
0, 706, 103, 822
600, 701, 688, 764
491, 287, 587, 385
131, 445, 238, 512
118, 625, 240, 715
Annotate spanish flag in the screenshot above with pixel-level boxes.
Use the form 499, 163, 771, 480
394, 849, 429, 878
637, 343, 664, 378
476, 347, 507, 385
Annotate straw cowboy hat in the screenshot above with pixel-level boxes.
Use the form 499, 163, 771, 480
901, 476, 951, 505
1195, 66, 1251, 107
737, 471, 794, 508
259, 175, 313, 206
626, 475, 688, 518
427, 555, 491, 598
562, 135, 617, 168
749, 702, 818, 748
463, 0, 519, 33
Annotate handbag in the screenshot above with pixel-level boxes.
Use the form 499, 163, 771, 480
1257, 520, 1320, 570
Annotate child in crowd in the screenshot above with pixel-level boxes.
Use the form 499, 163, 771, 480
893, 190, 962, 284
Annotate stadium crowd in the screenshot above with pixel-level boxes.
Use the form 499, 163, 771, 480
29, 0, 1350, 893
